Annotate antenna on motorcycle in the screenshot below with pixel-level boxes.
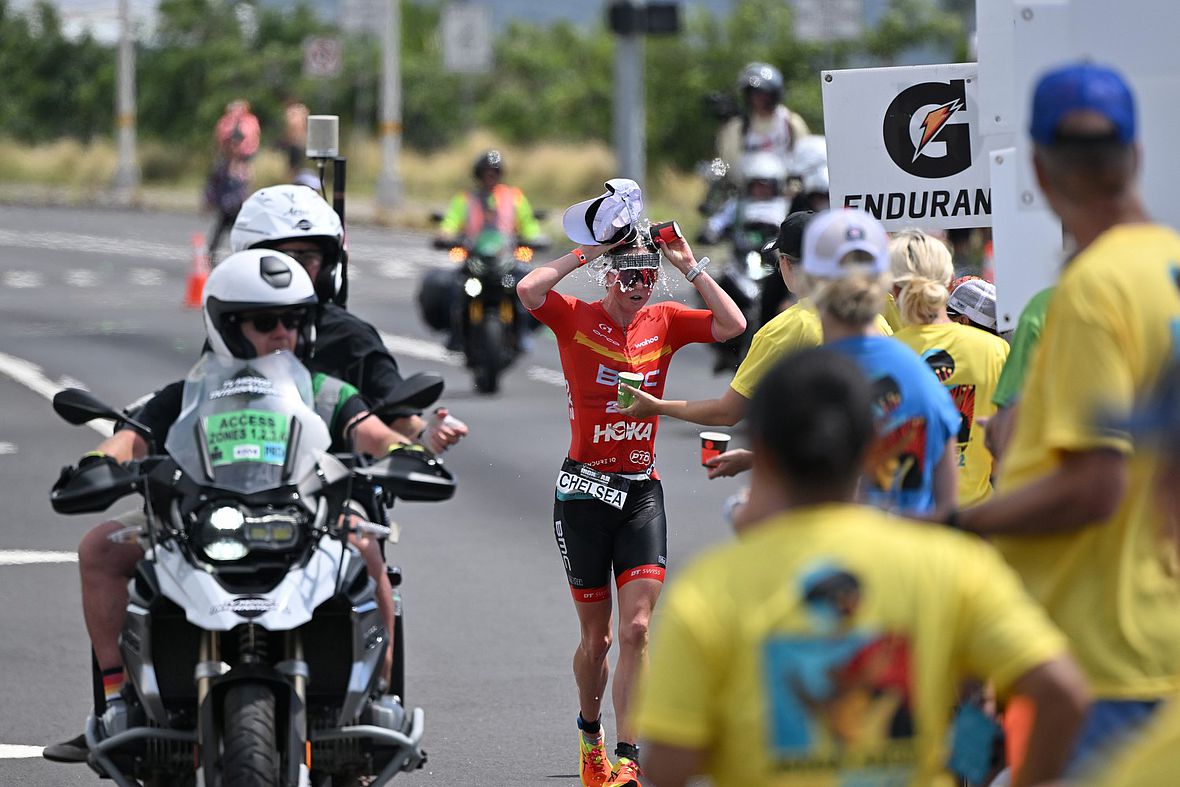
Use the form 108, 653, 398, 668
306, 114, 350, 306
53, 388, 153, 437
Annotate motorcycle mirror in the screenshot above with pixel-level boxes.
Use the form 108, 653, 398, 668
53, 388, 125, 426
370, 373, 445, 417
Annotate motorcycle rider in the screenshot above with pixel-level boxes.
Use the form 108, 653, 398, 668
231, 183, 468, 453
45, 251, 420, 763
433, 150, 545, 352
698, 151, 790, 246
716, 63, 809, 178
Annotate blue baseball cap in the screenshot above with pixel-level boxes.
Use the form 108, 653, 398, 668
1029, 62, 1136, 145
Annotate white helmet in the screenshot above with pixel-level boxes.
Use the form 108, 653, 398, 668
739, 151, 787, 194
203, 249, 318, 361
230, 184, 346, 304
793, 135, 829, 195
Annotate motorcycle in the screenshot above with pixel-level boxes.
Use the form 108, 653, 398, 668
706, 216, 783, 373
50, 352, 455, 786
421, 227, 547, 395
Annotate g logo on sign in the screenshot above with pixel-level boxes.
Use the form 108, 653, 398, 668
882, 80, 971, 179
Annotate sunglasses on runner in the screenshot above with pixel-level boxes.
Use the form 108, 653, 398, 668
616, 268, 659, 291
239, 310, 307, 332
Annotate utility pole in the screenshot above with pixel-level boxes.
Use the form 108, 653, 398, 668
613, 16, 645, 185
113, 0, 139, 199
606, 1, 680, 188
376, 0, 403, 214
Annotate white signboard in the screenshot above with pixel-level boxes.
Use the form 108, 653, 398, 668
793, 0, 864, 43
822, 63, 990, 231
442, 3, 492, 75
302, 36, 342, 79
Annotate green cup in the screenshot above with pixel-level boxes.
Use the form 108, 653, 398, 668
617, 372, 644, 408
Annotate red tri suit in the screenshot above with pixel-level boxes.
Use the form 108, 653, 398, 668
530, 291, 716, 476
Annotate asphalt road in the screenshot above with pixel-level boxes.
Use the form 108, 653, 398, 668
0, 204, 744, 786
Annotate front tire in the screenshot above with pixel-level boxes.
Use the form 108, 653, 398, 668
471, 319, 503, 394
222, 683, 279, 787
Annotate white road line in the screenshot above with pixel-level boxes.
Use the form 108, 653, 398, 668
377, 330, 461, 366
0, 744, 44, 758
375, 330, 566, 387
0, 351, 111, 436
0, 442, 15, 454
129, 267, 165, 286
64, 268, 98, 287
526, 366, 566, 387
3, 270, 43, 288
0, 550, 77, 565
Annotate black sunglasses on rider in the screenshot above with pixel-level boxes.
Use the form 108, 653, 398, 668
238, 310, 306, 332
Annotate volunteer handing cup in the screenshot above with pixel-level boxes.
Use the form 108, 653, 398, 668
617, 372, 644, 408
700, 431, 731, 467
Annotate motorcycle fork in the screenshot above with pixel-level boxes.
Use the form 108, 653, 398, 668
468, 298, 484, 324
499, 299, 514, 324
196, 631, 222, 779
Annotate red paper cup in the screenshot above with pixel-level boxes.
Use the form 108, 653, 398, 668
699, 431, 731, 467
652, 221, 682, 245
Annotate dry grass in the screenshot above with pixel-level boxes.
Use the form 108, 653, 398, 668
0, 131, 706, 235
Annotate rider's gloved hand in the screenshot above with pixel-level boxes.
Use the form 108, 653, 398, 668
417, 408, 468, 454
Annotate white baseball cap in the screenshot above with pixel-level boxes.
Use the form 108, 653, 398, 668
947, 277, 998, 330
562, 178, 644, 246
801, 208, 890, 278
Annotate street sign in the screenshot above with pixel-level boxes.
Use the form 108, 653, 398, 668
793, 0, 863, 43
822, 62, 991, 231
303, 36, 342, 79
442, 3, 493, 74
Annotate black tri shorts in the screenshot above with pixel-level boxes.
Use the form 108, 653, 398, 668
552, 477, 668, 603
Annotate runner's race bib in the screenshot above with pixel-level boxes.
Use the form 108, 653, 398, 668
556, 458, 630, 510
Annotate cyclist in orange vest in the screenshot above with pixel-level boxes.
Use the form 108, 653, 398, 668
437, 150, 544, 245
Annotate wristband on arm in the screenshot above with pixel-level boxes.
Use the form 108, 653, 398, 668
571, 248, 588, 267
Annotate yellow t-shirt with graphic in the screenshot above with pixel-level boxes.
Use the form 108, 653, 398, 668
996, 223, 1180, 699
883, 292, 904, 332
893, 322, 1009, 505
731, 299, 893, 399
636, 504, 1067, 787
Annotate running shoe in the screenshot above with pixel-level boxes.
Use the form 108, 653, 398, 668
579, 732, 613, 787
605, 756, 643, 787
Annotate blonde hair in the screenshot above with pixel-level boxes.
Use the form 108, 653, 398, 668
889, 230, 953, 326
804, 251, 893, 327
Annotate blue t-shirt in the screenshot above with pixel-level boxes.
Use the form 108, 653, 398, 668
828, 335, 961, 516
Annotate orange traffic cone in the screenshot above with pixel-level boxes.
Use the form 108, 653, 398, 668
184, 232, 210, 309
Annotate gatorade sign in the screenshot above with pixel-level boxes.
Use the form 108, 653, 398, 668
822, 63, 991, 230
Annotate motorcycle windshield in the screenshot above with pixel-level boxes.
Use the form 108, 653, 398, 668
165, 352, 332, 494
473, 228, 508, 257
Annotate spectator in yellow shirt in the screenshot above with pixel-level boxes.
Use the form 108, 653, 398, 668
635, 348, 1087, 787
889, 231, 1010, 504
951, 61, 1180, 772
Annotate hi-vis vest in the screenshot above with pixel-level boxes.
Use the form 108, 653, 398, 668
464, 184, 523, 240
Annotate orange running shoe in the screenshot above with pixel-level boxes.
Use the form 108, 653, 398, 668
605, 756, 643, 787
579, 732, 613, 786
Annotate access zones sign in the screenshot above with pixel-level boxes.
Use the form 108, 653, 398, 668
822, 63, 990, 231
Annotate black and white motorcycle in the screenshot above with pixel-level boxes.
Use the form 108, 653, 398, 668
50, 352, 455, 786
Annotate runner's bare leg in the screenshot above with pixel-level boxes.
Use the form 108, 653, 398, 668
573, 596, 613, 724
613, 577, 662, 745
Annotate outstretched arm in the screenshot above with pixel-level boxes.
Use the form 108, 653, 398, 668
516, 242, 617, 310
619, 384, 748, 427
657, 236, 746, 341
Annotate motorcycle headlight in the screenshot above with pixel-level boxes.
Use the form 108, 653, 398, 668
195, 504, 305, 562
464, 277, 483, 297
199, 505, 248, 561
745, 251, 767, 280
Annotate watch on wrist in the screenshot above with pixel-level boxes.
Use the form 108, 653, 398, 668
685, 256, 711, 282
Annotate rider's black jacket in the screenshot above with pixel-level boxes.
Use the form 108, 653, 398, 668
306, 304, 417, 419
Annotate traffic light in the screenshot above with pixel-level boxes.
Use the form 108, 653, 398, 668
606, 1, 681, 36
